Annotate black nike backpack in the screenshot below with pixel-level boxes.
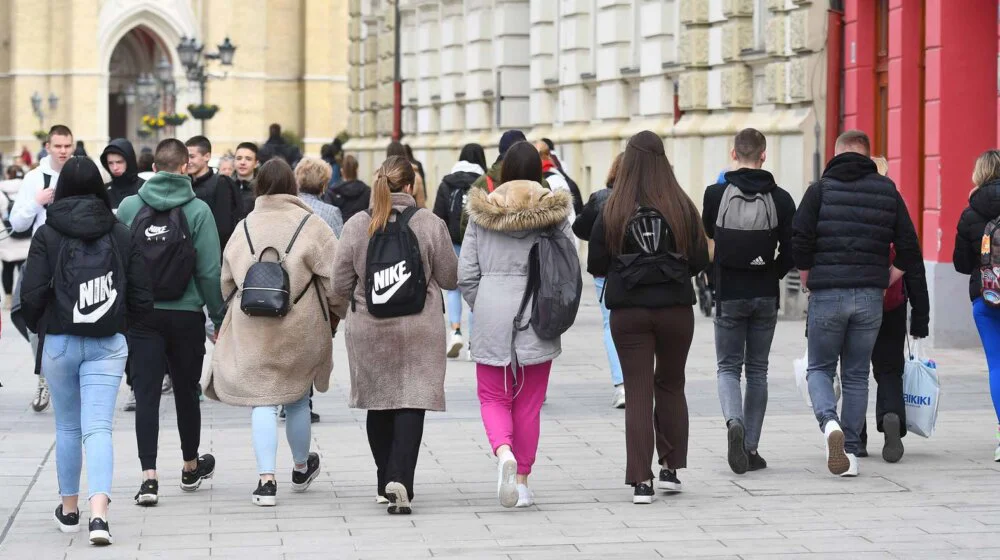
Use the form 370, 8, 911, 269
362, 207, 427, 318
51, 233, 126, 337
130, 198, 197, 301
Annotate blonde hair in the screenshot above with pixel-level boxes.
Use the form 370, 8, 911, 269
973, 150, 1000, 188
369, 156, 416, 236
293, 157, 332, 195
871, 156, 888, 177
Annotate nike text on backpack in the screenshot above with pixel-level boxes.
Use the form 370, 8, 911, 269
712, 184, 777, 313
237, 214, 313, 317
447, 183, 472, 244
980, 216, 1000, 307
361, 207, 427, 318
602, 207, 690, 309
512, 227, 582, 368
51, 233, 126, 336
130, 198, 197, 301
7, 174, 50, 240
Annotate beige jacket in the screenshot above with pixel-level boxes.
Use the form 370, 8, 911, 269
206, 194, 347, 407
332, 192, 458, 411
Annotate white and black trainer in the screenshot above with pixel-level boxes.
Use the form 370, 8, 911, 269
632, 482, 654, 504
88, 517, 113, 546
180, 454, 216, 491
385, 481, 411, 514
134, 479, 158, 506
252, 480, 277, 507
291, 452, 321, 492
657, 468, 682, 493
54, 505, 80, 533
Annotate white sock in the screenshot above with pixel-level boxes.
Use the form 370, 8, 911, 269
293, 463, 308, 473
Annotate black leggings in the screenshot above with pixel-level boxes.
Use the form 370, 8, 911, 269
366, 409, 426, 500
2, 260, 23, 294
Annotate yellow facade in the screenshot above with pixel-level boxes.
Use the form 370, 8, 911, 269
0, 0, 350, 157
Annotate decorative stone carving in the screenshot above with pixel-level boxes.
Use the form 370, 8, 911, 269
765, 13, 786, 56
721, 65, 753, 108
723, 0, 754, 18
788, 57, 807, 100
680, 0, 709, 25
790, 9, 808, 52
680, 27, 709, 68
765, 61, 786, 104
722, 18, 754, 61
679, 70, 708, 110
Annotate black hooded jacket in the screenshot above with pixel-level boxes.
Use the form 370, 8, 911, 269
100, 139, 144, 209
192, 168, 243, 251
323, 179, 371, 223
433, 170, 481, 241
792, 152, 922, 291
20, 196, 153, 336
702, 168, 796, 301
234, 177, 255, 220
573, 184, 612, 242
954, 180, 1000, 301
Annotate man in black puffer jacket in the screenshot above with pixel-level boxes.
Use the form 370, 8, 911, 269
792, 130, 922, 479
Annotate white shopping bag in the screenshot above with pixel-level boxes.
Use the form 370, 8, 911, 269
794, 350, 841, 408
903, 340, 940, 438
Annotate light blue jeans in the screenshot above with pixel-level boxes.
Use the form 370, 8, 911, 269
594, 277, 624, 386
447, 243, 473, 329
806, 288, 884, 454
43, 334, 127, 499
252, 392, 312, 475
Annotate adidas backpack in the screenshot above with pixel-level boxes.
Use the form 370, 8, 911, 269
130, 199, 197, 301
51, 233, 126, 337
513, 227, 583, 344
363, 207, 427, 318
713, 184, 777, 270
980, 217, 1000, 307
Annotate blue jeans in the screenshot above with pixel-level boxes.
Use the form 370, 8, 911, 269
973, 298, 1000, 424
714, 297, 778, 452
447, 243, 473, 329
43, 334, 127, 499
806, 288, 884, 454
252, 392, 312, 475
594, 277, 623, 386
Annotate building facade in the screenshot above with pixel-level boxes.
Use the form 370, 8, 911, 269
0, 0, 349, 157
348, 0, 828, 216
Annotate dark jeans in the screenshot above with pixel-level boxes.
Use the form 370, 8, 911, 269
367, 409, 425, 500
610, 306, 693, 484
2, 259, 23, 294
130, 309, 207, 471
861, 303, 908, 446
806, 288, 884, 455
714, 297, 778, 452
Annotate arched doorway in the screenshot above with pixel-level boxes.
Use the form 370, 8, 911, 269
107, 26, 174, 149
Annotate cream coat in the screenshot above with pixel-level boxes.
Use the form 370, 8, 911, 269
206, 194, 347, 407
332, 192, 458, 411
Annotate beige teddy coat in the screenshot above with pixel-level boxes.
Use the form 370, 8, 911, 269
206, 194, 347, 407
332, 192, 458, 411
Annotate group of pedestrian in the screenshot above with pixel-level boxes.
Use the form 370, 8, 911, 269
11, 120, 1000, 547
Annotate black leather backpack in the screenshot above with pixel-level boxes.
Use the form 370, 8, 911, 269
238, 214, 312, 317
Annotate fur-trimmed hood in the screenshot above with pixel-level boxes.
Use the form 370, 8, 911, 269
466, 180, 571, 233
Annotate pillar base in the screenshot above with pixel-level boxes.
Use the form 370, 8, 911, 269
927, 260, 978, 348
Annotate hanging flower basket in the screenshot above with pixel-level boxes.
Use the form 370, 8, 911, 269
137, 126, 153, 139
142, 114, 166, 130
33, 130, 48, 141
188, 104, 220, 120
164, 113, 188, 126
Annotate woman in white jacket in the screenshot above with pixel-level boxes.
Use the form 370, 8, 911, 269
0, 178, 30, 307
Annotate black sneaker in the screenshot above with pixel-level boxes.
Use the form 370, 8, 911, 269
291, 452, 321, 492
54, 505, 80, 533
134, 479, 158, 506
748, 452, 768, 471
180, 454, 216, 491
385, 481, 412, 514
727, 420, 749, 475
657, 469, 682, 493
279, 407, 286, 420
881, 412, 905, 463
632, 482, 654, 504
89, 517, 113, 546
310, 411, 320, 424
252, 480, 277, 507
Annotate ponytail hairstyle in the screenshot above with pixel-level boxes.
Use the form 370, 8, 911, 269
368, 155, 416, 236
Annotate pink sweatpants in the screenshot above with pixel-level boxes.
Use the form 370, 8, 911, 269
476, 361, 552, 475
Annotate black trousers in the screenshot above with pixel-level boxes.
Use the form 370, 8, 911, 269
366, 409, 425, 500
861, 303, 908, 446
2, 259, 23, 294
130, 309, 207, 470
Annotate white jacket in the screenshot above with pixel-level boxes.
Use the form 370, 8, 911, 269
10, 156, 59, 234
0, 180, 30, 263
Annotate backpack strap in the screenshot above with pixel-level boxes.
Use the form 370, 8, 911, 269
284, 214, 312, 255
43, 174, 51, 189
243, 218, 256, 256
396, 206, 419, 228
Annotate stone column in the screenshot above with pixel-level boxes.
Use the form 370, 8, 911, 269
439, 0, 466, 133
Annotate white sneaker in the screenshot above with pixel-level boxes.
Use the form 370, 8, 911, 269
376, 494, 389, 504
611, 385, 626, 409
840, 453, 859, 477
994, 426, 1000, 462
496, 450, 518, 508
447, 331, 464, 359
515, 483, 534, 508
824, 420, 851, 475
31, 376, 50, 412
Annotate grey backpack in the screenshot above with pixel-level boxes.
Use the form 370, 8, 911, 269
511, 227, 582, 367
713, 184, 778, 270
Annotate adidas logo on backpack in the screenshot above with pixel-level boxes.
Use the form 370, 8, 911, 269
750, 256, 766, 266
714, 185, 777, 270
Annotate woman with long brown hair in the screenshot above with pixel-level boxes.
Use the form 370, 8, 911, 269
587, 131, 709, 504
332, 155, 458, 514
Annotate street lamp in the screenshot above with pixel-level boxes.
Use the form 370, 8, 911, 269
177, 35, 237, 134
155, 55, 173, 83
30, 91, 59, 133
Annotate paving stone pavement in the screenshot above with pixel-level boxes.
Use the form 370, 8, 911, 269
1, 281, 999, 559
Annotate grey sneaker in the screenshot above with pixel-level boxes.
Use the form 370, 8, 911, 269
31, 376, 50, 412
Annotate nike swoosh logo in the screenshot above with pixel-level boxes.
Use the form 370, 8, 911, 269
73, 289, 118, 324
371, 271, 411, 305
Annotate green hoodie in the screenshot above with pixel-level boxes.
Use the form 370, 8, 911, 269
117, 171, 225, 325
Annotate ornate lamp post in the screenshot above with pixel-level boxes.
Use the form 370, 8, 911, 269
177, 36, 237, 134
30, 91, 59, 133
